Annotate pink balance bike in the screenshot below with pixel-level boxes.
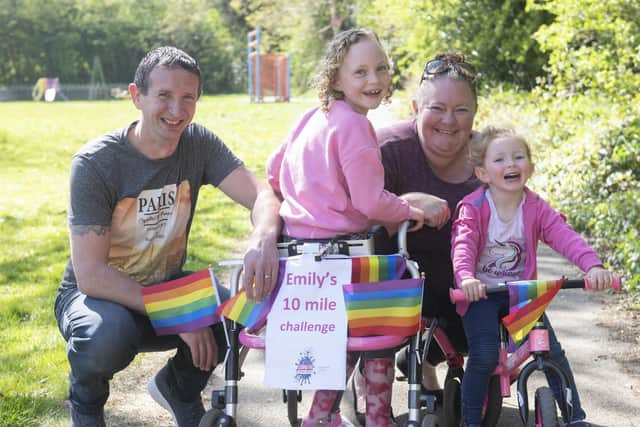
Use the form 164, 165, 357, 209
446, 276, 622, 427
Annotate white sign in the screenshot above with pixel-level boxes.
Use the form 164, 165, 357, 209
264, 253, 350, 390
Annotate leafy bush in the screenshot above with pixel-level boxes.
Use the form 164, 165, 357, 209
530, 0, 640, 104
356, 0, 551, 89
530, 94, 640, 289
476, 87, 640, 291
581, 117, 640, 288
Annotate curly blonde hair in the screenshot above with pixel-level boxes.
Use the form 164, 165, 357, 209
469, 126, 533, 168
315, 28, 392, 112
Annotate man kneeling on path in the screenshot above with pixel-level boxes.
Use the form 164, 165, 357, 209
54, 46, 281, 427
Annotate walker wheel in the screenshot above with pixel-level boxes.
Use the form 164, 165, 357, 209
285, 390, 301, 426
442, 377, 461, 427
199, 409, 237, 427
421, 412, 440, 427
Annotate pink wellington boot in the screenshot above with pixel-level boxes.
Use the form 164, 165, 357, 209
301, 389, 340, 426
301, 355, 357, 427
300, 406, 356, 427
364, 357, 395, 427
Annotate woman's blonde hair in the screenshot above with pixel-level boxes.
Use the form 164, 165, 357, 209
469, 126, 533, 168
315, 28, 392, 111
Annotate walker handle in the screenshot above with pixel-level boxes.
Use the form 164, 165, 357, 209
397, 220, 411, 258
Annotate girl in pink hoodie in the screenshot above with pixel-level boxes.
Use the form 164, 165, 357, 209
451, 126, 614, 427
268, 29, 424, 427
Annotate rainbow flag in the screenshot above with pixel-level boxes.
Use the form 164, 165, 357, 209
501, 279, 562, 345
350, 255, 406, 283
216, 260, 286, 330
142, 269, 220, 336
343, 278, 423, 337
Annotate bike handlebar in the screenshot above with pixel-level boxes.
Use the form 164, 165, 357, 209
449, 275, 622, 303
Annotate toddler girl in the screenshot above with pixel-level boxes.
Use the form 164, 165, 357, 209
451, 126, 614, 427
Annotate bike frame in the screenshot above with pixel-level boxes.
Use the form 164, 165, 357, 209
493, 318, 573, 425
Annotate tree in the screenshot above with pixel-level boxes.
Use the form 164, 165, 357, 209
156, 0, 241, 93
0, 0, 249, 93
355, 0, 552, 89
0, 0, 82, 84
529, 0, 640, 103
74, 0, 165, 84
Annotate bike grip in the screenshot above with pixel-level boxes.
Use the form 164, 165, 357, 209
449, 288, 466, 303
584, 274, 622, 290
613, 275, 622, 290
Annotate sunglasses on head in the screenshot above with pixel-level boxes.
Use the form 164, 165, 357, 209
420, 58, 477, 83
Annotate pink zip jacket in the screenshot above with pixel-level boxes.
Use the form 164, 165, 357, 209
451, 186, 603, 315
267, 100, 410, 238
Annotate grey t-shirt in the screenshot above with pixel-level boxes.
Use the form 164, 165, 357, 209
60, 122, 242, 289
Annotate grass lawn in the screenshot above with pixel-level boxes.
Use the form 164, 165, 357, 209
0, 95, 314, 426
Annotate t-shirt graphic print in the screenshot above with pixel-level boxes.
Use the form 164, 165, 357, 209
109, 180, 192, 285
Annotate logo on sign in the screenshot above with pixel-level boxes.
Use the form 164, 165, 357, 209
294, 349, 316, 385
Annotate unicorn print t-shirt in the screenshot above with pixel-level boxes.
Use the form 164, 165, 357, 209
476, 191, 526, 287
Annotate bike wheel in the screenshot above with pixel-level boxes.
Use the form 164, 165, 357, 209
482, 375, 503, 427
534, 386, 559, 427
421, 412, 440, 427
199, 409, 237, 427
442, 377, 461, 427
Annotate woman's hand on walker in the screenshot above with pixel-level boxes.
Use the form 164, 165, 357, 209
402, 193, 450, 230
460, 277, 487, 302
407, 206, 426, 231
421, 195, 450, 229
585, 266, 615, 291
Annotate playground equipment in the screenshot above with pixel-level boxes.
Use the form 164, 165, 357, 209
32, 78, 59, 102
31, 56, 107, 102
248, 28, 291, 102
89, 56, 108, 101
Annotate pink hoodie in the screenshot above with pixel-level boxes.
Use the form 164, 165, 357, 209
451, 186, 602, 315
267, 100, 410, 238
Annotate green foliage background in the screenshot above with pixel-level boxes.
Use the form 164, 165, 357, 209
1, 0, 246, 92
